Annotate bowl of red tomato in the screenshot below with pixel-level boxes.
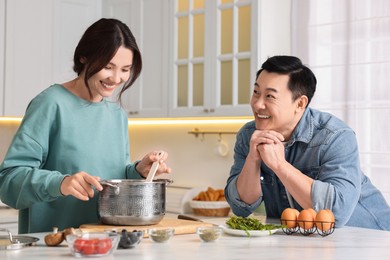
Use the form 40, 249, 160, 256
66, 232, 120, 257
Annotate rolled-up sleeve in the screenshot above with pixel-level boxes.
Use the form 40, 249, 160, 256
225, 123, 262, 217
226, 177, 262, 217
311, 129, 361, 227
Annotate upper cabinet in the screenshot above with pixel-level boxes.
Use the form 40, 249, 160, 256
169, 0, 256, 117
1, 0, 101, 117
0, 0, 290, 118
103, 0, 169, 118
0, 0, 5, 116
2, 0, 53, 116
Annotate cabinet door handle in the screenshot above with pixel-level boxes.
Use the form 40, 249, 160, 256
203, 108, 215, 113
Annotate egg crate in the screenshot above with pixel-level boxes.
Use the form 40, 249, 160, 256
280, 219, 335, 237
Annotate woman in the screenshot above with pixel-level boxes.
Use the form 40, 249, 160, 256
0, 18, 171, 233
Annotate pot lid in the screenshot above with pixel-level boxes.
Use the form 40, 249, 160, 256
0, 228, 39, 250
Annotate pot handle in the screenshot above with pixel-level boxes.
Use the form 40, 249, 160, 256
99, 180, 120, 195
100, 180, 118, 188
155, 178, 174, 186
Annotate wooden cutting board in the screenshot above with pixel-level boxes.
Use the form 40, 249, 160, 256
79, 218, 213, 237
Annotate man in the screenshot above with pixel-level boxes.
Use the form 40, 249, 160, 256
225, 55, 390, 230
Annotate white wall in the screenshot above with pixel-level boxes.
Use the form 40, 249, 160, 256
128, 122, 245, 189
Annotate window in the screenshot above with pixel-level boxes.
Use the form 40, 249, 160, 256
292, 0, 390, 203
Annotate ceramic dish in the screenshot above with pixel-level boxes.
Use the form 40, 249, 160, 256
220, 225, 280, 237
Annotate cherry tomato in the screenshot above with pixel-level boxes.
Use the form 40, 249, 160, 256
82, 239, 97, 255
74, 238, 87, 253
73, 237, 112, 255
96, 238, 112, 254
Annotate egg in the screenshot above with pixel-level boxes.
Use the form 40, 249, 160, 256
281, 208, 300, 228
297, 209, 315, 229
315, 209, 335, 231
325, 209, 335, 222
307, 208, 317, 219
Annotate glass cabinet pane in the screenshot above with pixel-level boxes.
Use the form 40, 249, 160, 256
193, 63, 204, 106
177, 0, 188, 12
221, 8, 233, 54
193, 14, 204, 57
178, 16, 188, 59
221, 60, 233, 105
238, 59, 250, 104
173, 0, 255, 116
178, 65, 188, 107
193, 0, 204, 9
238, 5, 251, 52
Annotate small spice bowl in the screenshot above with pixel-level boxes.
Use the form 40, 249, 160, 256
117, 229, 144, 249
196, 226, 223, 242
147, 228, 175, 243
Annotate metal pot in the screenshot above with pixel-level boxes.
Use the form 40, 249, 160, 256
98, 179, 172, 226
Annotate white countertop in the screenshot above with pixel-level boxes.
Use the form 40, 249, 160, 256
1, 214, 390, 259
0, 208, 18, 223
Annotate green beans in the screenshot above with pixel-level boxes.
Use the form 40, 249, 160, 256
226, 216, 283, 236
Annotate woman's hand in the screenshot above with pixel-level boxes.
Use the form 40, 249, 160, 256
135, 150, 172, 178
60, 172, 103, 201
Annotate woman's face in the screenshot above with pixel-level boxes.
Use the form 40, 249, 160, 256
87, 46, 133, 102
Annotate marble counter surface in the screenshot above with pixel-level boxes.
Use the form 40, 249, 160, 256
1, 214, 390, 260
0, 208, 18, 223
0, 208, 18, 235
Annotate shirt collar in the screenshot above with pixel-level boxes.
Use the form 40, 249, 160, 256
287, 107, 314, 146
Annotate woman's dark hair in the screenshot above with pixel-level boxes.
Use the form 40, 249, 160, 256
256, 56, 316, 105
73, 18, 142, 101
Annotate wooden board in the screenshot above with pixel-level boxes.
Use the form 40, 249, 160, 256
79, 218, 213, 237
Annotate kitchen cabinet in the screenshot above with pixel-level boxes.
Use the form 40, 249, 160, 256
2, 0, 52, 117
103, 0, 169, 118
167, 0, 290, 118
168, 0, 257, 118
0, 0, 290, 118
108, 0, 291, 118
0, 0, 101, 117
0, 0, 4, 116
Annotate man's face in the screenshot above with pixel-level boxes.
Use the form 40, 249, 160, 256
250, 70, 303, 138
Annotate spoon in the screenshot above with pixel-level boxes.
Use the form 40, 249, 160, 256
145, 151, 164, 182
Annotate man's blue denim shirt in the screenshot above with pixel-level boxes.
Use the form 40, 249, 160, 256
225, 107, 390, 230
